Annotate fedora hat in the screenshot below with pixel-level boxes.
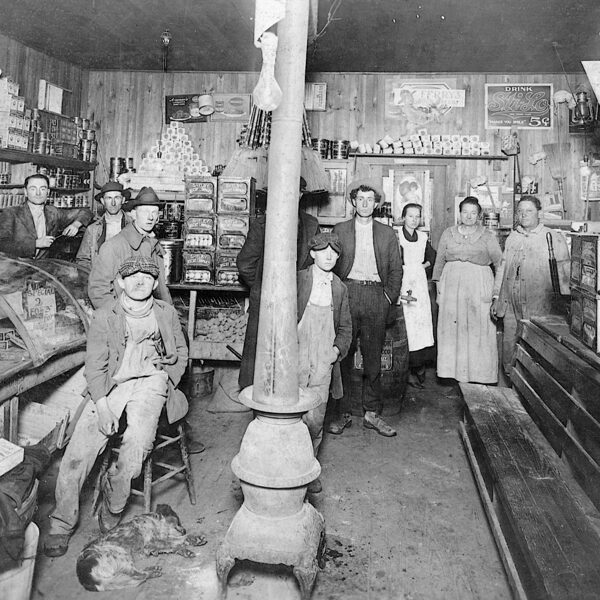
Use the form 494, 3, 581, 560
123, 186, 164, 211
347, 178, 385, 204
94, 181, 131, 203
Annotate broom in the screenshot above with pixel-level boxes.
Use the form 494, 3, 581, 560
300, 110, 329, 191
222, 105, 270, 188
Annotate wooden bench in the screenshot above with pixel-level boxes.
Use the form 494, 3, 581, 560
460, 383, 600, 600
513, 317, 600, 511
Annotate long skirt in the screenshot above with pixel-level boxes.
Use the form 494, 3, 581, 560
436, 261, 498, 383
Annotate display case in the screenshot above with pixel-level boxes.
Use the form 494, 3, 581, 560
0, 256, 92, 447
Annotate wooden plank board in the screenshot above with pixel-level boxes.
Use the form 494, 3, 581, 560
520, 321, 600, 422
515, 344, 600, 467
459, 421, 528, 600
532, 316, 600, 372
514, 345, 570, 424
461, 383, 600, 599
512, 364, 567, 457
189, 340, 243, 361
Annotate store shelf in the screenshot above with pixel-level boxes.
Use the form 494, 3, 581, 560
0, 148, 96, 170
189, 340, 243, 361
348, 153, 509, 161
0, 185, 89, 193
168, 283, 248, 292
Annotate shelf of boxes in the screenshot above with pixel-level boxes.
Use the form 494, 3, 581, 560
176, 176, 255, 362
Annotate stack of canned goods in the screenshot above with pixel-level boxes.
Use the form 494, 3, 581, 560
47, 192, 87, 208
0, 191, 25, 208
36, 166, 89, 189
0, 161, 10, 185
74, 117, 98, 162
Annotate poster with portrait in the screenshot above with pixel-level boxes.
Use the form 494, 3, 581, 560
389, 169, 431, 230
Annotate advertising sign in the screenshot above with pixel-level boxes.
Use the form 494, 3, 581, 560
485, 83, 553, 129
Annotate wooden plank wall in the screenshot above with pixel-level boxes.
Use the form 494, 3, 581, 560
85, 70, 592, 222
0, 33, 87, 118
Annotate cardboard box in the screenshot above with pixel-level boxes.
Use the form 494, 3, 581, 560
570, 285, 600, 353
215, 249, 243, 286
185, 176, 217, 199
217, 215, 249, 250
0, 438, 24, 477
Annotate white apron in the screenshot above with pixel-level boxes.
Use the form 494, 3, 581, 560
398, 230, 434, 352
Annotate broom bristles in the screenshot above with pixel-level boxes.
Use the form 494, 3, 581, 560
301, 146, 330, 191
222, 147, 269, 189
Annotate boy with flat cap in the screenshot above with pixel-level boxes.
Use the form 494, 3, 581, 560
88, 186, 171, 309
331, 178, 403, 438
297, 232, 352, 493
76, 181, 133, 269
44, 256, 188, 557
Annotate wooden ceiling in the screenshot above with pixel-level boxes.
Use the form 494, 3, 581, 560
0, 0, 598, 73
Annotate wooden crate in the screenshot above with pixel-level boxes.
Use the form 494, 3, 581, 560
17, 401, 69, 452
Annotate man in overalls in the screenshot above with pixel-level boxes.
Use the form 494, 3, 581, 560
297, 232, 352, 494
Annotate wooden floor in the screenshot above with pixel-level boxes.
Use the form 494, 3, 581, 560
32, 368, 511, 600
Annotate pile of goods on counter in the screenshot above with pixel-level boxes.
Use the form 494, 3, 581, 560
347, 128, 492, 156
182, 176, 254, 286
194, 295, 247, 344
120, 121, 209, 192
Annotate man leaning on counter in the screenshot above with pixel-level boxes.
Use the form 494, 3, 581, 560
0, 173, 92, 259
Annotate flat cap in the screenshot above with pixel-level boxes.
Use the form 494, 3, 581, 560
117, 256, 160, 279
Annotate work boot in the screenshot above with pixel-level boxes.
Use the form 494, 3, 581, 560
307, 478, 323, 494
363, 411, 396, 437
43, 533, 71, 558
98, 498, 123, 534
97, 474, 123, 533
327, 413, 353, 435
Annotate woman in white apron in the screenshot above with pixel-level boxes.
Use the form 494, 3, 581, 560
397, 204, 436, 387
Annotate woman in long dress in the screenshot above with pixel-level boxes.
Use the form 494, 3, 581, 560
432, 196, 502, 383
397, 203, 436, 387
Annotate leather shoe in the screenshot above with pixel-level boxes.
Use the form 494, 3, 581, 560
307, 478, 322, 494
187, 439, 206, 454
327, 413, 353, 435
363, 411, 397, 437
43, 533, 70, 557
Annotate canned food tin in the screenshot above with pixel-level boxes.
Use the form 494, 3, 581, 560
159, 239, 183, 284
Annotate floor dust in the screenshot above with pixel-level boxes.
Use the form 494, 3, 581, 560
31, 367, 511, 599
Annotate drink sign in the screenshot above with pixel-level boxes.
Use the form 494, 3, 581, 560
485, 83, 553, 129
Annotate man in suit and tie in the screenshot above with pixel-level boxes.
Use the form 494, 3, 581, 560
0, 173, 92, 259
330, 178, 403, 438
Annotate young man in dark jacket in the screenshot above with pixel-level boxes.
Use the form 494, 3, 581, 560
331, 178, 403, 438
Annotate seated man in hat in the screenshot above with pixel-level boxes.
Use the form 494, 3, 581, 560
43, 256, 188, 557
330, 178, 403, 438
76, 181, 133, 269
0, 173, 92, 259
297, 232, 352, 494
88, 186, 171, 309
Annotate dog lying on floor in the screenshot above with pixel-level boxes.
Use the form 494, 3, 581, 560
76, 504, 206, 592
